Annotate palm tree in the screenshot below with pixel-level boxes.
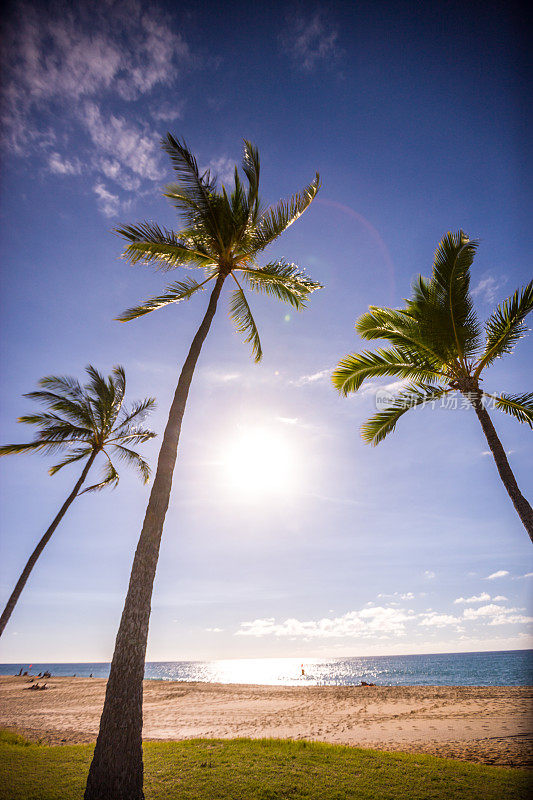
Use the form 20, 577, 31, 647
333, 230, 533, 541
0, 365, 156, 637
84, 136, 321, 799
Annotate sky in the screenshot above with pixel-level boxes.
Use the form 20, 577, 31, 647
0, 0, 531, 664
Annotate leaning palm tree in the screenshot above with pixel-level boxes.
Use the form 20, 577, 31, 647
333, 230, 533, 541
85, 136, 321, 799
0, 365, 156, 636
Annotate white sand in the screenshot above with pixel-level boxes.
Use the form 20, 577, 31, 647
1, 676, 531, 767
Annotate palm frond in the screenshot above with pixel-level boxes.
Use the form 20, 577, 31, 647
117, 276, 214, 322
428, 230, 480, 360
239, 260, 322, 309
111, 428, 157, 446
116, 222, 213, 270
355, 307, 453, 372
81, 460, 119, 493
361, 384, 450, 445
475, 281, 533, 376
111, 445, 151, 483
332, 348, 445, 395
228, 280, 262, 362
249, 173, 320, 253
0, 441, 59, 456
114, 398, 157, 431
22, 390, 94, 428
241, 139, 260, 211
48, 448, 93, 475
38, 374, 84, 401
161, 134, 223, 247
484, 391, 533, 427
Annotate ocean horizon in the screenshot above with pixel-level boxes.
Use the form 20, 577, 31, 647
1, 648, 531, 686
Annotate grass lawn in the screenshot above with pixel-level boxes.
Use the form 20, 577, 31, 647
0, 730, 531, 800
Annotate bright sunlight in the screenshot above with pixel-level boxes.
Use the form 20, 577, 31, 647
221, 427, 298, 498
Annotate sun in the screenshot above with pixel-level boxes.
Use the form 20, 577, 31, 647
221, 427, 297, 497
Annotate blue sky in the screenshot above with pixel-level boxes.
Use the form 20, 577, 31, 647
0, 0, 531, 663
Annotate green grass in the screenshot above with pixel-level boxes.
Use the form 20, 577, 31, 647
0, 732, 531, 800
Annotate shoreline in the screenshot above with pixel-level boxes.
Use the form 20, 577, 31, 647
1, 676, 532, 768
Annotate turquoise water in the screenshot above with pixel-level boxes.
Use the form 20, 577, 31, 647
1, 649, 531, 686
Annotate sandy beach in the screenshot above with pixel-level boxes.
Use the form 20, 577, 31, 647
1, 676, 531, 767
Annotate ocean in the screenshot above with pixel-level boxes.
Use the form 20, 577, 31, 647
1, 649, 531, 686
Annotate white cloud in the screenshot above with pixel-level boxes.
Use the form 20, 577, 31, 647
280, 11, 339, 72
291, 369, 332, 387
463, 603, 533, 627
48, 152, 82, 175
82, 103, 162, 181
419, 612, 461, 628
472, 275, 506, 304
236, 606, 412, 639
454, 592, 491, 605
493, 595, 508, 602
201, 156, 235, 185
378, 591, 415, 601
150, 101, 185, 122
423, 570, 436, 580
277, 417, 299, 425
1, 0, 190, 213
485, 570, 509, 580
93, 183, 120, 217
205, 627, 224, 633
514, 572, 533, 580
2, 0, 189, 146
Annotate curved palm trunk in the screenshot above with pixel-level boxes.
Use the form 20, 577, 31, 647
0, 451, 97, 637
469, 392, 533, 542
84, 274, 226, 800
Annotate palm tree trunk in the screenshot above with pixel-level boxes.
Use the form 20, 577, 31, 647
84, 274, 226, 800
469, 392, 533, 542
0, 451, 97, 637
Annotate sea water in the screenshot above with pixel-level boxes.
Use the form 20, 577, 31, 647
1, 649, 531, 686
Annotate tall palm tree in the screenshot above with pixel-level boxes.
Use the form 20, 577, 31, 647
333, 230, 533, 541
0, 365, 156, 636
85, 136, 321, 800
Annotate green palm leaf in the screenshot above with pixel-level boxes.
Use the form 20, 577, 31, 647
249, 173, 320, 254
111, 445, 151, 483
49, 448, 93, 475
239, 260, 322, 309
229, 280, 262, 363
429, 230, 480, 360
484, 391, 533, 427
355, 306, 454, 372
475, 281, 533, 376
332, 348, 445, 395
361, 384, 451, 445
117, 276, 214, 322
116, 222, 213, 270
82, 460, 120, 493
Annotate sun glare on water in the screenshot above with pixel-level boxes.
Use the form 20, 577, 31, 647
222, 427, 298, 498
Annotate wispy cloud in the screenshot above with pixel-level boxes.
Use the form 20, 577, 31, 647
93, 183, 121, 218
201, 156, 235, 185
280, 10, 340, 72
472, 274, 506, 304
48, 152, 82, 176
485, 570, 509, 580
423, 570, 436, 580
291, 368, 332, 387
